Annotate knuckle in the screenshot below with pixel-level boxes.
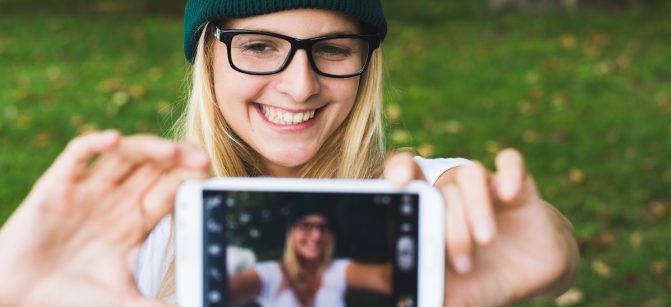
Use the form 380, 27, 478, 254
447, 231, 471, 253
455, 162, 486, 182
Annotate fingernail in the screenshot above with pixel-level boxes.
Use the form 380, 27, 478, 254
100, 129, 119, 139
453, 255, 472, 273
385, 165, 412, 186
473, 219, 495, 244
500, 180, 518, 200
158, 141, 177, 156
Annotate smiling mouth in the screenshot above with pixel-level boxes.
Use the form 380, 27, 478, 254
255, 103, 322, 125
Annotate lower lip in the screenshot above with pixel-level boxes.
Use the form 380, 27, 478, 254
254, 104, 320, 132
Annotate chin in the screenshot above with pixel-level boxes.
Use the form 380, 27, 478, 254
263, 147, 318, 167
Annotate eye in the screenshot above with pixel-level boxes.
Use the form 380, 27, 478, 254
240, 42, 275, 53
314, 45, 352, 57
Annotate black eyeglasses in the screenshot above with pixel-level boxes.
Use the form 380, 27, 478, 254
209, 24, 380, 78
294, 221, 331, 234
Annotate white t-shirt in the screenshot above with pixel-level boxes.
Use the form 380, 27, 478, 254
133, 156, 470, 303
254, 259, 350, 307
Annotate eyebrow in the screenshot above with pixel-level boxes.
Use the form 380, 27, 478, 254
237, 27, 359, 37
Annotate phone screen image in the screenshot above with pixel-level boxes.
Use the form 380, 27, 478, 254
201, 190, 420, 307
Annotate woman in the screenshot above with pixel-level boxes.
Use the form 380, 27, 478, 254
227, 209, 391, 307
0, 1, 579, 306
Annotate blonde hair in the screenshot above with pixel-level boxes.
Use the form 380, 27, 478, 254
157, 21, 386, 299
280, 223, 335, 306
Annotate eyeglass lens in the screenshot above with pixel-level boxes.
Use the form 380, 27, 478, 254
295, 221, 330, 233
230, 34, 370, 76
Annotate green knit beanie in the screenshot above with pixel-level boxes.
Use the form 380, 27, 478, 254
183, 0, 387, 64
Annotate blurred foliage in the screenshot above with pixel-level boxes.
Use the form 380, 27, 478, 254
1, 1, 670, 306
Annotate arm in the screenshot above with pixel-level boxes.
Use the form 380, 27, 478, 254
345, 262, 392, 295
227, 269, 263, 307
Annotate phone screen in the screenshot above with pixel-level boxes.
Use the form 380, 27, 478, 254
201, 190, 420, 307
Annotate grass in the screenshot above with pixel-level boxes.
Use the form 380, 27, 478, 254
1, 1, 670, 305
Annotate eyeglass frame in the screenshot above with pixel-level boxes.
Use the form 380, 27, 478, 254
209, 23, 381, 78
293, 220, 331, 234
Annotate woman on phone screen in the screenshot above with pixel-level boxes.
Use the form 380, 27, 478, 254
0, 1, 579, 306
226, 208, 392, 307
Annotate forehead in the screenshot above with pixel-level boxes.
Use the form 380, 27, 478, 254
223, 9, 360, 38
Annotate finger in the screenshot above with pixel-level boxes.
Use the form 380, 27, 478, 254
442, 184, 473, 274
45, 130, 121, 182
494, 148, 526, 204
455, 163, 496, 245
175, 143, 210, 170
140, 168, 209, 232
383, 152, 427, 187
86, 136, 179, 185
123, 294, 176, 307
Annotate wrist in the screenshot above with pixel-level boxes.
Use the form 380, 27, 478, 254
533, 202, 580, 299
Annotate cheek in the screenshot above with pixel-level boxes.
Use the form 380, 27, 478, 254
212, 46, 264, 126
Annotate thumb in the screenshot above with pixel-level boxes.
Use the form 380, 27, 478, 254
383, 152, 427, 187
124, 297, 177, 307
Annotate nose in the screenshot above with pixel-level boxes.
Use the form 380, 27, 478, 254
276, 49, 320, 103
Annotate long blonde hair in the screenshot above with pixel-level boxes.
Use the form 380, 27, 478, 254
157, 21, 386, 299
281, 222, 335, 306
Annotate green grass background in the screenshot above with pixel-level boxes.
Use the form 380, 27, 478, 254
1, 0, 670, 305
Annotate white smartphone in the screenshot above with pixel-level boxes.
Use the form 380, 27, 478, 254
176, 178, 444, 307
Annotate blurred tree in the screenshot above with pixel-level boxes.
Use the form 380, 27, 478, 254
488, 0, 657, 12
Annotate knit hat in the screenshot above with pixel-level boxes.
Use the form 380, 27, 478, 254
183, 0, 387, 64
286, 202, 335, 230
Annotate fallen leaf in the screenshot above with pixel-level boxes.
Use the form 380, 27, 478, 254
596, 232, 615, 248
529, 87, 544, 99
33, 132, 52, 149
99, 79, 122, 93
594, 60, 613, 75
385, 104, 402, 121
78, 123, 98, 134
650, 260, 668, 278
128, 85, 147, 99
524, 71, 540, 84
628, 232, 643, 248
156, 101, 173, 116
523, 130, 539, 143
391, 130, 411, 144
664, 170, 671, 183
555, 288, 583, 306
518, 100, 537, 115
45, 66, 62, 81
148, 67, 163, 81
15, 114, 32, 129
551, 92, 569, 109
561, 33, 576, 50
442, 120, 462, 134
417, 144, 434, 157
592, 259, 612, 278
112, 91, 130, 107
485, 141, 501, 155
568, 168, 585, 184
649, 201, 668, 218
616, 55, 630, 72
644, 298, 664, 307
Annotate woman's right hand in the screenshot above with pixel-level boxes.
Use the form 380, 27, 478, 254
0, 131, 210, 307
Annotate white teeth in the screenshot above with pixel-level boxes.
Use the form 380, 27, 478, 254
260, 104, 317, 125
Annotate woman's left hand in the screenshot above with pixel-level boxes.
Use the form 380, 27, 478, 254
384, 149, 579, 307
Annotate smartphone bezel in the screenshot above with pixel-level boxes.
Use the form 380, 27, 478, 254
176, 178, 444, 307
